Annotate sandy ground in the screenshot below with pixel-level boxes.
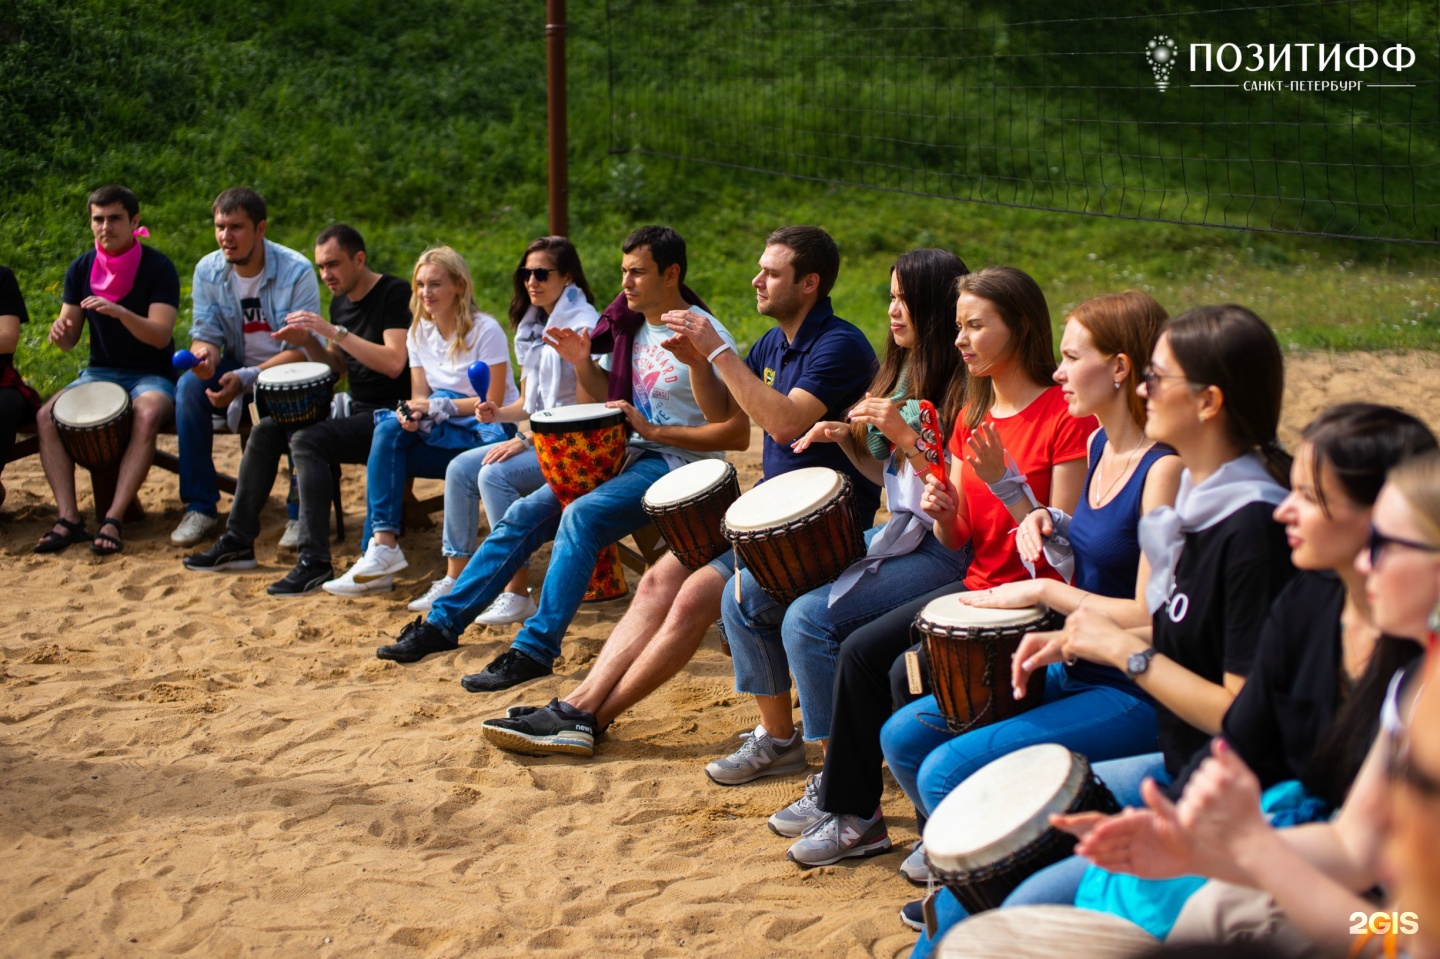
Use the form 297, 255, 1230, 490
1, 351, 1438, 959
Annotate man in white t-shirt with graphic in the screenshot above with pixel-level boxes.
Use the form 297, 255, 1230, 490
375, 226, 750, 693
171, 187, 321, 546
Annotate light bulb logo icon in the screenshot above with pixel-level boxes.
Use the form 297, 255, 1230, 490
1147, 35, 1177, 92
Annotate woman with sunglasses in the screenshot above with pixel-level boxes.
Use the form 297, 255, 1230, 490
739, 265, 1094, 868
708, 249, 978, 855
901, 304, 1297, 958
878, 290, 1180, 892
1059, 448, 1440, 957
406, 237, 599, 618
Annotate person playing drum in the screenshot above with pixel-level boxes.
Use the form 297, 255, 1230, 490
171, 187, 322, 548
0, 265, 40, 511
33, 185, 181, 556
878, 291, 1181, 889
374, 226, 750, 694
317, 245, 516, 595
405, 236, 601, 622
695, 250, 976, 857
479, 226, 880, 757
182, 224, 413, 593
904, 306, 1298, 959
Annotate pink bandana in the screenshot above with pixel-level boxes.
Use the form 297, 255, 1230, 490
89, 226, 150, 303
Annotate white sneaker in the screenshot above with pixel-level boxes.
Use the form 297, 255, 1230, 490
171, 511, 218, 546
475, 590, 537, 626
322, 539, 406, 596
408, 576, 457, 612
277, 519, 300, 551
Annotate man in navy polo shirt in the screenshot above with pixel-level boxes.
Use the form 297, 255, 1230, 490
481, 225, 879, 760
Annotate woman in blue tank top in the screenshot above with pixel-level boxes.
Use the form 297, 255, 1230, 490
883, 291, 1182, 947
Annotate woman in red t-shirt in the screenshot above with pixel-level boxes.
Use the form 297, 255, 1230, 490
791, 265, 1092, 867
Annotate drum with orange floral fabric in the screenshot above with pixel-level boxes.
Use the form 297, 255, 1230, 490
531, 403, 631, 601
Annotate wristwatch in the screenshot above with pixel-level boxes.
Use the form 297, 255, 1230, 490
1125, 647, 1157, 681
332, 325, 350, 345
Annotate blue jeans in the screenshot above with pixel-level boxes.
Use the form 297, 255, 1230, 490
70, 366, 176, 401
175, 356, 241, 516
882, 667, 1159, 818
427, 451, 672, 666
362, 414, 477, 546
441, 444, 547, 559
908, 752, 1170, 959
721, 529, 972, 742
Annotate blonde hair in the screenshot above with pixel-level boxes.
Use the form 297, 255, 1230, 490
1389, 449, 1440, 544
410, 246, 478, 362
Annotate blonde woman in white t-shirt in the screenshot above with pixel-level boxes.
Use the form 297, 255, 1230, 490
325, 246, 518, 596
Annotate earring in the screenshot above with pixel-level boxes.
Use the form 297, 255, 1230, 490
1114, 381, 1122, 390
1429, 600, 1440, 636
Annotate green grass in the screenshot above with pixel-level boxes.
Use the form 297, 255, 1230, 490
2, 0, 1437, 397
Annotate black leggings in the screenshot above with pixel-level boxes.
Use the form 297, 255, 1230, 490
0, 387, 35, 474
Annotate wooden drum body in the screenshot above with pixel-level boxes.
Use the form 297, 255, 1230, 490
641, 458, 740, 572
52, 381, 133, 471
721, 466, 865, 604
925, 743, 1121, 914
915, 598, 1056, 734
255, 361, 337, 429
531, 403, 630, 601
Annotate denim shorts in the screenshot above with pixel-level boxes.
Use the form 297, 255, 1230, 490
705, 548, 737, 579
70, 366, 177, 402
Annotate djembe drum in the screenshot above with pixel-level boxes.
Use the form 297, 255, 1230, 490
531, 403, 631, 601
935, 905, 1155, 958
255, 361, 338, 429
52, 381, 133, 470
642, 458, 741, 572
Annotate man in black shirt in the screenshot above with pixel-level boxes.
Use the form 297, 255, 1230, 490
34, 185, 181, 556
184, 224, 411, 595
0, 265, 38, 509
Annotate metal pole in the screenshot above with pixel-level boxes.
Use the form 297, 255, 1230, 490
546, 0, 568, 237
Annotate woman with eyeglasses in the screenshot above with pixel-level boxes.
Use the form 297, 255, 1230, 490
1057, 448, 1440, 958
407, 237, 599, 618
900, 304, 1298, 959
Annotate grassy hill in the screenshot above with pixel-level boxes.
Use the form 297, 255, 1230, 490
2, 0, 1436, 395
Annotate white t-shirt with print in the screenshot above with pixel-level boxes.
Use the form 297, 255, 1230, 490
234, 269, 285, 364
407, 311, 520, 404
626, 309, 737, 464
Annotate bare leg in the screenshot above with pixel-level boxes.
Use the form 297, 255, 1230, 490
562, 552, 693, 715
589, 565, 727, 728
446, 556, 468, 580
502, 566, 530, 595
375, 530, 398, 548
101, 392, 171, 523
756, 693, 797, 743
35, 394, 81, 538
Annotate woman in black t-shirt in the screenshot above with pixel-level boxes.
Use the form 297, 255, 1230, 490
0, 266, 40, 509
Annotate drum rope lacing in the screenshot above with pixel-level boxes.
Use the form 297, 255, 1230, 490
721, 473, 865, 605
915, 611, 1062, 735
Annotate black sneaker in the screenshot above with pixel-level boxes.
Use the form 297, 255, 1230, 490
482, 698, 596, 757
375, 617, 458, 663
459, 649, 552, 692
266, 559, 335, 596
183, 533, 257, 572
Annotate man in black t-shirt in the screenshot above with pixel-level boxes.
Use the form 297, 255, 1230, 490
0, 265, 39, 509
184, 224, 411, 595
33, 185, 181, 556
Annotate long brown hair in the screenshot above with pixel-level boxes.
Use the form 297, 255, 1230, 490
1164, 304, 1290, 485
853, 249, 970, 449
956, 267, 1057, 429
1067, 290, 1169, 430
507, 236, 595, 327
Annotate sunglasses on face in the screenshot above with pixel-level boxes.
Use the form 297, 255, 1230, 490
1367, 524, 1440, 568
518, 267, 555, 282
1140, 366, 1190, 392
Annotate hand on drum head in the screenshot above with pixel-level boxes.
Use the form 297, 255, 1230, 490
791, 420, 848, 453
1062, 779, 1195, 881
206, 371, 244, 407
1010, 628, 1066, 698
543, 326, 592, 365
606, 399, 652, 440
962, 580, 1047, 612
1016, 507, 1053, 564
661, 309, 724, 357
964, 422, 1009, 484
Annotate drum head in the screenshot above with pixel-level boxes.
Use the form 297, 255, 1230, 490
924, 743, 1087, 873
643, 458, 733, 508
936, 905, 1156, 959
723, 467, 843, 532
257, 361, 333, 386
531, 403, 626, 432
53, 381, 129, 427
918, 596, 1048, 631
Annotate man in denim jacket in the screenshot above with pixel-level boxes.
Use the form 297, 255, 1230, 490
170, 187, 321, 547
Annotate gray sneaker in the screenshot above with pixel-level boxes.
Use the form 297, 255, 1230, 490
769, 772, 826, 837
899, 840, 932, 884
786, 808, 891, 868
704, 724, 807, 785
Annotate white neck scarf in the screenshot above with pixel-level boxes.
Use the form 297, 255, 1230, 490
1139, 452, 1287, 615
515, 283, 599, 415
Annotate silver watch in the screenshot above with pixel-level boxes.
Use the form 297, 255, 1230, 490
1125, 648, 1157, 681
